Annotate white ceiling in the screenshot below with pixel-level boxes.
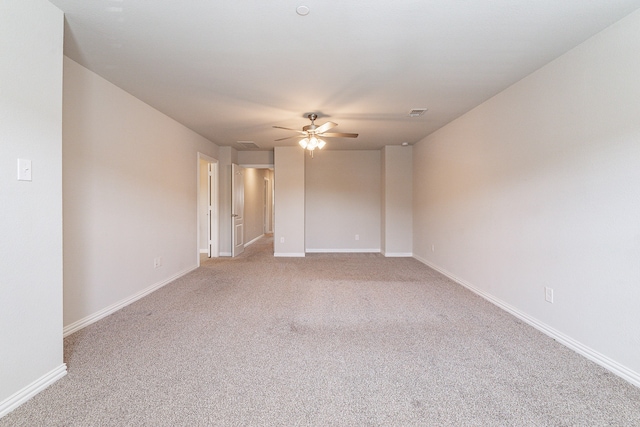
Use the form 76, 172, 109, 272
49, 0, 640, 151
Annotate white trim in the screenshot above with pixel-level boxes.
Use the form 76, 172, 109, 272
305, 248, 380, 253
63, 265, 197, 337
413, 254, 640, 388
383, 252, 413, 257
220, 252, 232, 257
274, 252, 306, 257
244, 234, 265, 247
0, 364, 67, 418
200, 249, 209, 254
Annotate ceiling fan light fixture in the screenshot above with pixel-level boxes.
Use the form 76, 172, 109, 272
273, 113, 356, 154
308, 135, 319, 149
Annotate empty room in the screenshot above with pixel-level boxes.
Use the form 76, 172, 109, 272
2, 0, 640, 425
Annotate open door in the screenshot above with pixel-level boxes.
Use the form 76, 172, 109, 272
231, 163, 245, 257
207, 163, 215, 258
198, 154, 218, 263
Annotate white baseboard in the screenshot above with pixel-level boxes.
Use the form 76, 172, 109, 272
274, 252, 305, 257
413, 254, 640, 388
63, 265, 197, 337
0, 364, 67, 418
305, 248, 380, 253
220, 252, 232, 257
199, 249, 208, 254
244, 234, 264, 247
383, 252, 413, 257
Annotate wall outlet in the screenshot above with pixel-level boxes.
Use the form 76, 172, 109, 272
355, 234, 360, 241
545, 287, 554, 303
154, 257, 162, 268
280, 237, 284, 243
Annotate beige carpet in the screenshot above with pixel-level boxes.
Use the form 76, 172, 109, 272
2, 235, 639, 426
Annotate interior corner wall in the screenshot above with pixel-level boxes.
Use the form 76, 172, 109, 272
413, 10, 640, 384
274, 147, 305, 256
62, 57, 219, 330
305, 150, 381, 252
381, 146, 413, 257
0, 0, 65, 414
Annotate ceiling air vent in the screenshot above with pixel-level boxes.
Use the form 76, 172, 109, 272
237, 141, 260, 149
408, 108, 428, 117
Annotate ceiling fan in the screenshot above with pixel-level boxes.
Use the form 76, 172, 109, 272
273, 113, 358, 153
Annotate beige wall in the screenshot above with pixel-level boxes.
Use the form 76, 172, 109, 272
305, 150, 381, 252
238, 150, 274, 167
0, 0, 66, 415
274, 147, 305, 256
413, 10, 640, 386
62, 58, 219, 332
381, 146, 413, 256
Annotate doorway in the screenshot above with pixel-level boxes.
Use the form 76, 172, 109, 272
233, 166, 274, 254
263, 175, 273, 233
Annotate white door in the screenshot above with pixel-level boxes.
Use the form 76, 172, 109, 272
207, 163, 214, 258
231, 163, 245, 257
263, 178, 269, 234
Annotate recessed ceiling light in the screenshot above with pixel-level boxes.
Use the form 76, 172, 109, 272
296, 6, 310, 16
408, 108, 428, 117
401, 142, 410, 146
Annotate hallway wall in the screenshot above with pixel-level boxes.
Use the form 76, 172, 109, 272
0, 0, 65, 415
412, 10, 640, 385
63, 58, 219, 332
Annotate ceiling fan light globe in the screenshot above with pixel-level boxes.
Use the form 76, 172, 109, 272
308, 136, 319, 149
317, 139, 326, 149
299, 138, 308, 148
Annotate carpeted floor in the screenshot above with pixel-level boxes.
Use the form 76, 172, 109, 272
2, 235, 640, 426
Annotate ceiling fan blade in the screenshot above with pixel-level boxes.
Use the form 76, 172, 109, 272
272, 126, 306, 134
318, 132, 359, 138
275, 135, 305, 141
313, 121, 338, 134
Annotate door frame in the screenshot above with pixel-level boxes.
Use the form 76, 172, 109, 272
197, 153, 219, 266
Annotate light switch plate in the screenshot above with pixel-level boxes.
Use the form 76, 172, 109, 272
18, 159, 32, 181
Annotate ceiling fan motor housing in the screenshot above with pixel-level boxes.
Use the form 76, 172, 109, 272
303, 114, 318, 132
